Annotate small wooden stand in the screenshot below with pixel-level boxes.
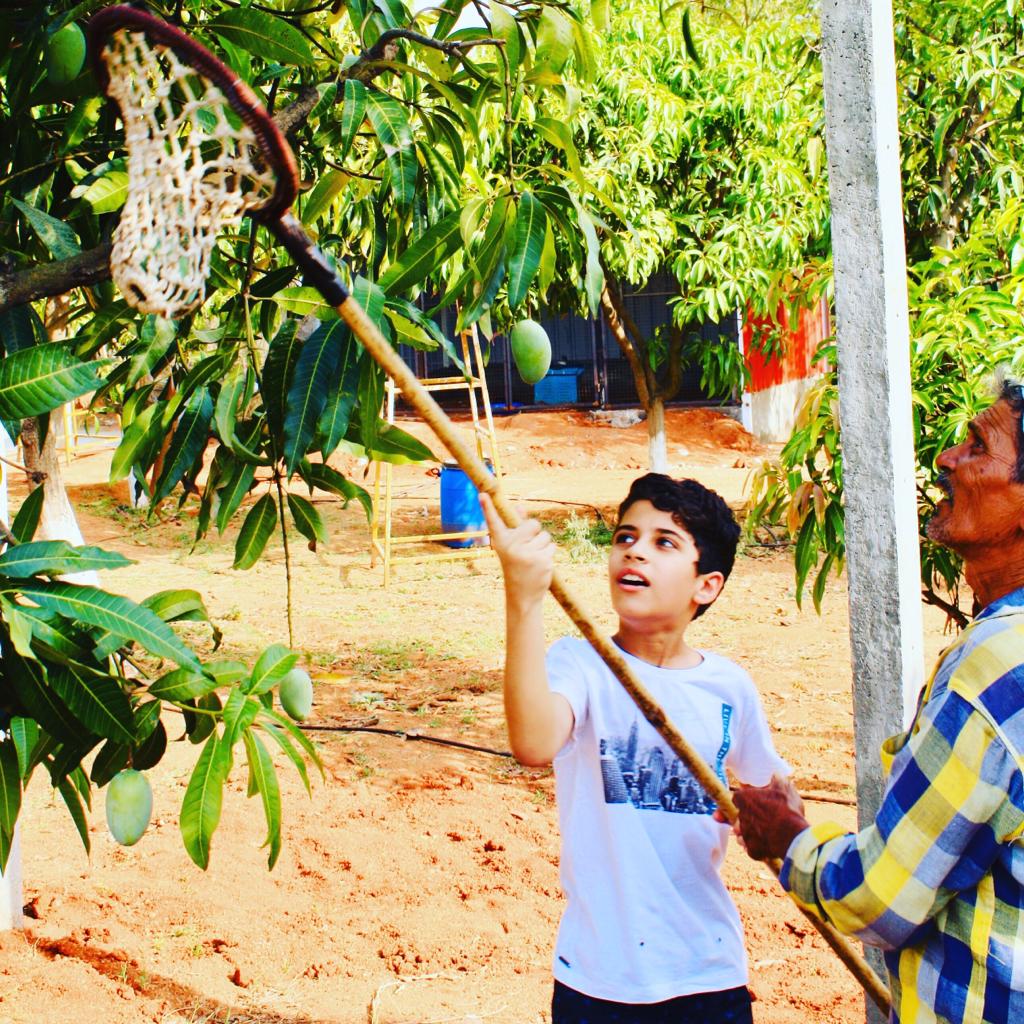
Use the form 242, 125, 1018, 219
370, 326, 503, 587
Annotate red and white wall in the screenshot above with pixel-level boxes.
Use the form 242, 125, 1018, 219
739, 298, 831, 442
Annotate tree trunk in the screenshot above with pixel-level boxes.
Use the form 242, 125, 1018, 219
647, 396, 668, 473
18, 297, 102, 584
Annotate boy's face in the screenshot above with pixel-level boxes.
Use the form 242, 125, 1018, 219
608, 500, 724, 629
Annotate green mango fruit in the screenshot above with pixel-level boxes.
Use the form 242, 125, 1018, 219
510, 319, 552, 385
46, 23, 86, 86
105, 769, 153, 847
279, 667, 313, 721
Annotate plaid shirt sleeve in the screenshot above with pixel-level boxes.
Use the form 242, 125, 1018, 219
780, 682, 1024, 950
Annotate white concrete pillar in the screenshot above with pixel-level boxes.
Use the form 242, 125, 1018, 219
0, 424, 22, 931
820, 5, 925, 1016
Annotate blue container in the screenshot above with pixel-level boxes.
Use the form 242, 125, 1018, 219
440, 461, 492, 548
534, 366, 584, 405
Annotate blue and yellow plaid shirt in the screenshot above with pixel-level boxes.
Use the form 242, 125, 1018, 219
781, 586, 1024, 1024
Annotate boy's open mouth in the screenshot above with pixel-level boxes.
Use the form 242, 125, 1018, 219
617, 572, 649, 588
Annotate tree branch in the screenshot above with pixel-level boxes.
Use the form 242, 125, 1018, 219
0, 243, 112, 313
921, 586, 969, 630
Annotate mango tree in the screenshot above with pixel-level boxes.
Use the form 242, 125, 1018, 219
746, 0, 1024, 622
510, 0, 831, 471
0, 0, 603, 868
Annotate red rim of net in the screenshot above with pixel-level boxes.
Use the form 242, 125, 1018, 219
88, 4, 299, 224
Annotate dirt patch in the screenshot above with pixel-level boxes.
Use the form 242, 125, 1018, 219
0, 407, 953, 1023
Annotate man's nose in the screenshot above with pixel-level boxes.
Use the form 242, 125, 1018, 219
935, 443, 961, 471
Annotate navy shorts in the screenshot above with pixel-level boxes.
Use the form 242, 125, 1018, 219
551, 980, 754, 1024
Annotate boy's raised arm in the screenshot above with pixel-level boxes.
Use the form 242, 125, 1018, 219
479, 493, 575, 766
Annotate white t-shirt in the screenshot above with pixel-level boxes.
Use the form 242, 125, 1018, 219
546, 636, 789, 1004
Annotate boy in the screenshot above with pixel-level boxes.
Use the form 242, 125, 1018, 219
479, 473, 788, 1024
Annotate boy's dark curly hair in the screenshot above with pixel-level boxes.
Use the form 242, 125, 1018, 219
616, 474, 741, 617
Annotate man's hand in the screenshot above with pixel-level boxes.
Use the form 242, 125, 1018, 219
729, 775, 811, 862
479, 492, 555, 607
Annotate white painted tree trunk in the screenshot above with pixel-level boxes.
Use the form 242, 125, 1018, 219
647, 397, 668, 473
28, 419, 100, 586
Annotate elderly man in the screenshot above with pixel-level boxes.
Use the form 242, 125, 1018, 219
731, 380, 1024, 1024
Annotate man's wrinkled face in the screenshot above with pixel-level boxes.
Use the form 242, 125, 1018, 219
926, 399, 1024, 552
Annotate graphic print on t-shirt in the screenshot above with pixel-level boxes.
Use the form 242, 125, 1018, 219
598, 704, 733, 814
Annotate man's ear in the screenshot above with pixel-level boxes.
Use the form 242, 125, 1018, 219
694, 570, 726, 609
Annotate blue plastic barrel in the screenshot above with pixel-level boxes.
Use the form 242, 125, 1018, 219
440, 461, 491, 548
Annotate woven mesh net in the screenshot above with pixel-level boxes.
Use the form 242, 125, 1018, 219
100, 29, 278, 319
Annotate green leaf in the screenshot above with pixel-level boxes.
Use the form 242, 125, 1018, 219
377, 210, 464, 295
180, 732, 231, 870
242, 730, 282, 869
262, 319, 303, 440
91, 740, 129, 787
535, 118, 584, 183
339, 79, 368, 163
250, 265, 297, 299
574, 203, 604, 316
0, 740, 21, 868
271, 287, 341, 321
507, 191, 547, 309
247, 643, 299, 696
142, 589, 211, 624
533, 7, 573, 74
152, 388, 214, 504
0, 540, 133, 578
257, 717, 311, 794
206, 660, 248, 688
365, 90, 414, 150
301, 461, 372, 520
0, 304, 45, 355
10, 198, 81, 260
233, 493, 277, 570
366, 91, 417, 214
57, 773, 90, 856
681, 7, 703, 68
284, 320, 349, 475
47, 663, 134, 745
221, 688, 260, 747
127, 316, 177, 388
4, 647, 80, 744
386, 147, 418, 215
287, 492, 328, 547
489, 1, 521, 74
10, 718, 39, 780
301, 169, 351, 227
16, 580, 202, 670
209, 8, 314, 65
357, 355, 384, 452
215, 460, 257, 535
262, 705, 322, 773
110, 403, 162, 483
77, 169, 129, 214
147, 667, 218, 702
10, 485, 44, 543
316, 330, 362, 458
0, 343, 103, 420
214, 365, 248, 446
459, 251, 505, 329
367, 423, 436, 464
